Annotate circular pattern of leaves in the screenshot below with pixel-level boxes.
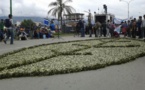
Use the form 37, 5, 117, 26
0, 38, 145, 79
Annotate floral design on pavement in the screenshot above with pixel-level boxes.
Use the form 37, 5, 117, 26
0, 38, 145, 79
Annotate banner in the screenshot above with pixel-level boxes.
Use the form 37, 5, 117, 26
114, 18, 123, 24
114, 25, 121, 34
44, 19, 49, 26
113, 16, 133, 24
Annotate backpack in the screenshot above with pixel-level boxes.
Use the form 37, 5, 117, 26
4, 19, 12, 28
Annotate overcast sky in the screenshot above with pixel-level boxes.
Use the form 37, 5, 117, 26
0, 0, 145, 19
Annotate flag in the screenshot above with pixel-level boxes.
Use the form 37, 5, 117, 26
114, 25, 121, 34
114, 18, 123, 24
114, 17, 132, 24
44, 19, 49, 26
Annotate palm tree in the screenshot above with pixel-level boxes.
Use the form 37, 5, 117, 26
48, 0, 75, 37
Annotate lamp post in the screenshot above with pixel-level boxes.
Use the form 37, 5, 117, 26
120, 0, 133, 19
10, 0, 12, 15
94, 12, 96, 23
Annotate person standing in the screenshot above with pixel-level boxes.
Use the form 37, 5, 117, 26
121, 21, 128, 37
94, 21, 101, 37
127, 20, 131, 37
137, 16, 142, 38
85, 25, 89, 35
142, 15, 145, 39
0, 19, 4, 41
131, 20, 137, 38
106, 20, 111, 37
78, 20, 85, 37
75, 22, 81, 36
50, 21, 56, 37
50, 21, 56, 32
4, 14, 14, 44
88, 23, 93, 37
110, 22, 115, 37
102, 21, 107, 37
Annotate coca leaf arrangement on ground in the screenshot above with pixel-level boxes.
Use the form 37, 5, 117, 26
0, 38, 145, 79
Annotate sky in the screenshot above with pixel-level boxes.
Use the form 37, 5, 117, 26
0, 0, 145, 19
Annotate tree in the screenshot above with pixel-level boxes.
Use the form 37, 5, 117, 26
21, 19, 36, 39
48, 0, 75, 37
21, 19, 36, 30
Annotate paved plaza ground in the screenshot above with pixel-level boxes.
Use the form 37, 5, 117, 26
0, 36, 145, 90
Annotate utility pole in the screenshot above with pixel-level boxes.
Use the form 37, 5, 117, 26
120, 0, 133, 19
10, 0, 12, 15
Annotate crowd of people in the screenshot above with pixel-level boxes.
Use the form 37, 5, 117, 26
0, 15, 56, 44
75, 15, 145, 39
0, 14, 145, 45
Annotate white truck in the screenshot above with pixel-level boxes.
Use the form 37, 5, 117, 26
94, 14, 115, 23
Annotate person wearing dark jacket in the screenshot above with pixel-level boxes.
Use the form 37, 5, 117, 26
131, 20, 137, 38
102, 21, 107, 37
4, 14, 14, 44
0, 19, 4, 41
78, 20, 85, 37
75, 22, 80, 36
137, 16, 142, 38
142, 15, 145, 39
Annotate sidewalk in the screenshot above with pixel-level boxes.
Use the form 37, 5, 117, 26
0, 36, 145, 90
0, 36, 95, 55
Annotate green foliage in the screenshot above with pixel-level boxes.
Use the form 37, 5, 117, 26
48, 0, 75, 29
20, 19, 36, 29
48, 0, 75, 17
0, 39, 145, 79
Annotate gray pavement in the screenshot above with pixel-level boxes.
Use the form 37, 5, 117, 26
0, 36, 94, 55
0, 36, 145, 90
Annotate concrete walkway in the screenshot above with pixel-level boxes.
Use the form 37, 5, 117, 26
0, 36, 94, 55
0, 36, 145, 90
